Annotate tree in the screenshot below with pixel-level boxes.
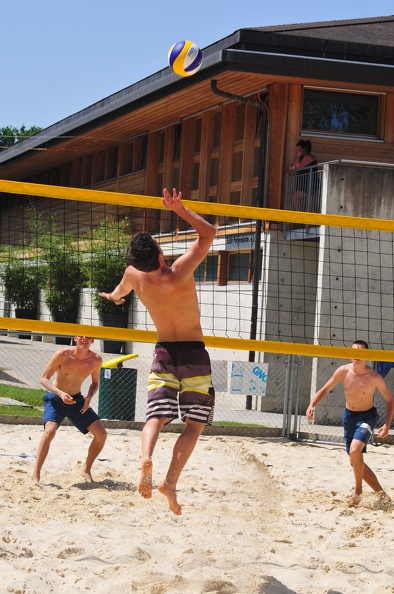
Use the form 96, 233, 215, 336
0, 125, 42, 147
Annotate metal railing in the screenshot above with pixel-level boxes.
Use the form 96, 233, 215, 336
284, 164, 324, 213
282, 165, 324, 238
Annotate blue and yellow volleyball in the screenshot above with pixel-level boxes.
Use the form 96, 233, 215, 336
168, 40, 202, 77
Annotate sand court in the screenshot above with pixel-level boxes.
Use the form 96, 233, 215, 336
0, 423, 393, 594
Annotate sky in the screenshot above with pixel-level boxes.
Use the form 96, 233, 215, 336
2, 0, 393, 131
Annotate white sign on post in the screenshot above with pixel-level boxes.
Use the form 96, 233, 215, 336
230, 361, 268, 396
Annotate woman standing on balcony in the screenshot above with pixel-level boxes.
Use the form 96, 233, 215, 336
289, 139, 318, 210
290, 139, 317, 170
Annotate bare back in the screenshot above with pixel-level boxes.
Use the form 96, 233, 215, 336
101, 190, 217, 344
127, 265, 203, 342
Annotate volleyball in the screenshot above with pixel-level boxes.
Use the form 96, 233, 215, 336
168, 40, 202, 77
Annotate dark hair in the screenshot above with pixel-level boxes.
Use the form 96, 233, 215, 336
126, 231, 161, 272
353, 339, 369, 349
296, 139, 312, 154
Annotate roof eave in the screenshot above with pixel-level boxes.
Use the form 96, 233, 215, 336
223, 48, 394, 87
1, 24, 394, 168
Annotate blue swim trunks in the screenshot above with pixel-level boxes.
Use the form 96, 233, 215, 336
342, 406, 379, 454
43, 392, 100, 434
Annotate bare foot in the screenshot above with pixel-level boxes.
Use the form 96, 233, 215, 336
138, 458, 153, 499
32, 474, 41, 485
158, 481, 182, 516
81, 463, 93, 483
347, 494, 361, 508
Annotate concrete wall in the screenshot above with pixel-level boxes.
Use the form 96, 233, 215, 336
312, 163, 394, 423
263, 231, 319, 344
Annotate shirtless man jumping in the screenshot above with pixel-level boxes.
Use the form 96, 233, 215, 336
100, 188, 216, 515
32, 336, 107, 484
306, 340, 394, 507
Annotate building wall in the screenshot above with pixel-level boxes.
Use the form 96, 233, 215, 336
2, 84, 394, 240
311, 163, 394, 423
262, 231, 319, 344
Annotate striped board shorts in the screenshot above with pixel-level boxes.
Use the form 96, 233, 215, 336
146, 341, 215, 426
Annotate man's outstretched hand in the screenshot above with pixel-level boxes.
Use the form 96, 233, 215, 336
98, 292, 125, 306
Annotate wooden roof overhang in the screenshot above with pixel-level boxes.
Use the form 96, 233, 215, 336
1, 26, 394, 181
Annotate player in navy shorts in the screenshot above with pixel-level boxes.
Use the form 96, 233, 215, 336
307, 340, 393, 507
32, 336, 107, 484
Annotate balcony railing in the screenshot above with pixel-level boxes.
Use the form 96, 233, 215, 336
282, 164, 324, 239
284, 164, 324, 213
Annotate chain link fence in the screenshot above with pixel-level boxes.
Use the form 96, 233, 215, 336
0, 334, 393, 445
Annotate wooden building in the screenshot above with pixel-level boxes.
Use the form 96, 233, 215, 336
0, 15, 393, 235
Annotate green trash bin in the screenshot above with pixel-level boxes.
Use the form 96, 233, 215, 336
98, 354, 138, 421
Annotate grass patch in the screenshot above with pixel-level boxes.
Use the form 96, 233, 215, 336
0, 404, 42, 417
0, 384, 45, 406
0, 406, 42, 417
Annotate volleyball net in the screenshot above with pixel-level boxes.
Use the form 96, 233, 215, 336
1, 178, 394, 364
2, 177, 394, 440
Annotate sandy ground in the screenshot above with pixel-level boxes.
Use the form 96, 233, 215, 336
0, 424, 393, 594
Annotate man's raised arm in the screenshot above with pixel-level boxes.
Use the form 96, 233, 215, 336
162, 188, 216, 245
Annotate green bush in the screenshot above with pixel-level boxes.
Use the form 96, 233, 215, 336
22, 205, 85, 315
83, 219, 132, 316
44, 249, 84, 314
1, 259, 47, 311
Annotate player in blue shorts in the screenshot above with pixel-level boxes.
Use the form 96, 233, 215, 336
32, 336, 107, 484
306, 340, 394, 507
100, 188, 216, 515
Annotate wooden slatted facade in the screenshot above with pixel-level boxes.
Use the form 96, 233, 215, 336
1, 17, 394, 240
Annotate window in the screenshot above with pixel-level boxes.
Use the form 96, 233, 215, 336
231, 152, 243, 182
193, 118, 202, 153
194, 255, 218, 282
70, 159, 82, 187
206, 196, 217, 226
230, 191, 241, 206
208, 157, 219, 186
173, 124, 182, 160
119, 142, 134, 175
133, 135, 147, 171
217, 250, 259, 285
81, 156, 92, 187
233, 103, 245, 142
157, 132, 165, 165
253, 146, 260, 178
93, 151, 106, 184
302, 89, 382, 138
212, 111, 221, 148
172, 168, 180, 192
191, 162, 200, 190
106, 146, 118, 180
228, 252, 251, 282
